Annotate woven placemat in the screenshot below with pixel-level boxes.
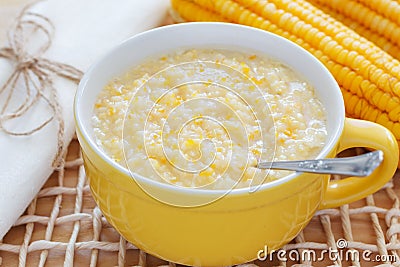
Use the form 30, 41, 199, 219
0, 138, 399, 267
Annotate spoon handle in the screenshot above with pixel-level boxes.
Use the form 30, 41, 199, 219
257, 150, 383, 177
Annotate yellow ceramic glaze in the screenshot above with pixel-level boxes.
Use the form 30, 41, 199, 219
74, 23, 399, 266
76, 117, 397, 266
321, 118, 399, 209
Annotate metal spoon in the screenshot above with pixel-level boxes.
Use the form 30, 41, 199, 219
257, 150, 383, 177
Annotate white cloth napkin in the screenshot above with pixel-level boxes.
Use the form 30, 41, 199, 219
0, 0, 170, 239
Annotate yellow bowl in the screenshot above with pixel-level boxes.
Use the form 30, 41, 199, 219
74, 22, 399, 266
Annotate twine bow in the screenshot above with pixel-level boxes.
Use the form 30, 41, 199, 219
0, 5, 83, 169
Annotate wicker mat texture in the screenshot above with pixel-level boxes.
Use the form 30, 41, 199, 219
0, 138, 400, 267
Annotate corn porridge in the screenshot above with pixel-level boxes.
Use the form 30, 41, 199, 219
92, 49, 327, 189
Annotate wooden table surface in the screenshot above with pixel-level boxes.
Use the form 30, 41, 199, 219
1, 1, 400, 266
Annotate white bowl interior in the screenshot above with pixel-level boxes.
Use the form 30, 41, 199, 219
75, 22, 344, 192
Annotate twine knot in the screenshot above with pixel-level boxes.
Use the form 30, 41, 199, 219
16, 57, 38, 70
0, 5, 83, 169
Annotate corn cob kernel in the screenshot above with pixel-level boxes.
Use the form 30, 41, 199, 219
349, 0, 400, 29
307, 0, 400, 60
311, 0, 400, 47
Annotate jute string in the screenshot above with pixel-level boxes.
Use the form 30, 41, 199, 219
0, 3, 83, 168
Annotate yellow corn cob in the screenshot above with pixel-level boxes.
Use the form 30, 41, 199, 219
356, 0, 400, 26
234, 0, 400, 91
278, 0, 400, 62
307, 0, 400, 59
310, 0, 400, 47
171, 0, 227, 22
170, 0, 400, 152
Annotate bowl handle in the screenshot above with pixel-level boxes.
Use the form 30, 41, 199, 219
319, 118, 399, 209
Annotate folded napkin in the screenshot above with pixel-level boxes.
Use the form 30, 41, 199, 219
0, 0, 170, 239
